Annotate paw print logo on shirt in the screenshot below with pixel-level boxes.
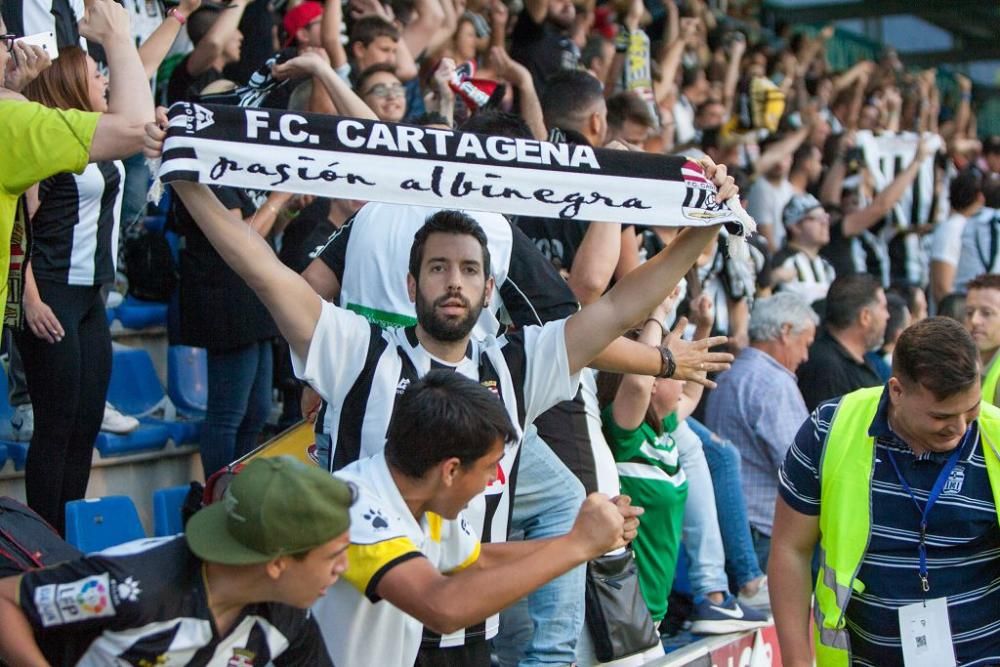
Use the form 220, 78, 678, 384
364, 508, 389, 530
114, 576, 142, 603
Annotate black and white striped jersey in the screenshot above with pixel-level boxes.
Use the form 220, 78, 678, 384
292, 302, 581, 646
18, 536, 333, 667
0, 0, 84, 51
772, 245, 836, 305
31, 160, 124, 287
305, 202, 581, 648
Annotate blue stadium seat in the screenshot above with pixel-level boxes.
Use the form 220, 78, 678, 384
108, 347, 165, 416
0, 363, 13, 423
0, 443, 7, 470
164, 230, 181, 263
116, 295, 168, 330
6, 443, 27, 471
143, 215, 167, 234
95, 424, 172, 457
673, 546, 691, 596
144, 418, 201, 446
152, 485, 190, 537
0, 364, 27, 469
167, 346, 208, 416
65, 496, 146, 553
103, 347, 199, 452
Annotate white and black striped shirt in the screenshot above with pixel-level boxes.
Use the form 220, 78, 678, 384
18, 536, 333, 666
1, 0, 85, 50
773, 245, 836, 305
31, 160, 124, 286
292, 301, 581, 646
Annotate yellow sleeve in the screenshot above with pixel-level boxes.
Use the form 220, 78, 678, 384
0, 101, 99, 196
444, 542, 480, 574
436, 512, 481, 574
341, 537, 423, 601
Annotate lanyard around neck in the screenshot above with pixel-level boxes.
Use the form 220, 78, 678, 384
884, 429, 970, 594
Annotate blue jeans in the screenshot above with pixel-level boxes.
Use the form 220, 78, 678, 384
750, 525, 771, 574
121, 151, 149, 227
494, 427, 586, 666
686, 418, 764, 590
675, 420, 728, 599
201, 341, 273, 478
316, 430, 332, 472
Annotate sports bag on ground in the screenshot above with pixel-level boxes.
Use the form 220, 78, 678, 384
0, 496, 82, 578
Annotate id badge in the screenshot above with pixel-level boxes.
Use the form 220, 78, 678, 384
898, 597, 956, 667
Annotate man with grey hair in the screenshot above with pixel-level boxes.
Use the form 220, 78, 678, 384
704, 293, 817, 569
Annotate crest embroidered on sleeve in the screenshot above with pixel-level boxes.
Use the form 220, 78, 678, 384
227, 648, 256, 667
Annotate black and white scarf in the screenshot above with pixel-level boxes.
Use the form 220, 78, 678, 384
154, 103, 755, 241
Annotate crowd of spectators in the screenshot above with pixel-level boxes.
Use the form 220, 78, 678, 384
1, 0, 1000, 664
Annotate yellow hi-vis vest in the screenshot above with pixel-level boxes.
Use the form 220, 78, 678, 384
812, 386, 1000, 666
983, 355, 1000, 406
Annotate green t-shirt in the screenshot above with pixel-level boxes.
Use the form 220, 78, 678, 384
0, 100, 99, 318
601, 402, 687, 623
601, 404, 682, 476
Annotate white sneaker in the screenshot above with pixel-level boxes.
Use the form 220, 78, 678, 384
737, 575, 771, 615
101, 402, 140, 434
2, 404, 34, 441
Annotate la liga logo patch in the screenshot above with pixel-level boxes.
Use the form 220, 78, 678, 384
77, 578, 109, 614
34, 573, 118, 627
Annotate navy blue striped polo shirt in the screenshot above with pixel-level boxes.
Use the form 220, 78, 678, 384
779, 385, 1000, 666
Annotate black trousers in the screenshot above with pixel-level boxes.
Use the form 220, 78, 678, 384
16, 280, 111, 535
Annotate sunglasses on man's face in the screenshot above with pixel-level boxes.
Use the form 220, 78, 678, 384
362, 83, 405, 99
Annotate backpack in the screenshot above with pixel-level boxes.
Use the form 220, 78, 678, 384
122, 226, 178, 303
0, 497, 81, 577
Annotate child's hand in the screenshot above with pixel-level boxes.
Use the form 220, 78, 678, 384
690, 293, 715, 332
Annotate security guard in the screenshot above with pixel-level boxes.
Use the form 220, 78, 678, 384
770, 317, 1000, 667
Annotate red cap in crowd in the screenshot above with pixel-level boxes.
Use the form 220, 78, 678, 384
592, 6, 618, 41
284, 2, 324, 47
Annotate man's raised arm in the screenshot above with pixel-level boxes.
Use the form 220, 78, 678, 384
564, 160, 737, 375
84, 0, 155, 161
171, 182, 321, 360
147, 110, 320, 360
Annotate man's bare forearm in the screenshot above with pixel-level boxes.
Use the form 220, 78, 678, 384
0, 578, 49, 667
770, 544, 815, 667
769, 499, 820, 667
567, 224, 722, 375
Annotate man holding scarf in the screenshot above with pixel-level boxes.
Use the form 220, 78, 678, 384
145, 111, 737, 663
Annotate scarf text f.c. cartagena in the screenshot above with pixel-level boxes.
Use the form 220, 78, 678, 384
156, 102, 755, 238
